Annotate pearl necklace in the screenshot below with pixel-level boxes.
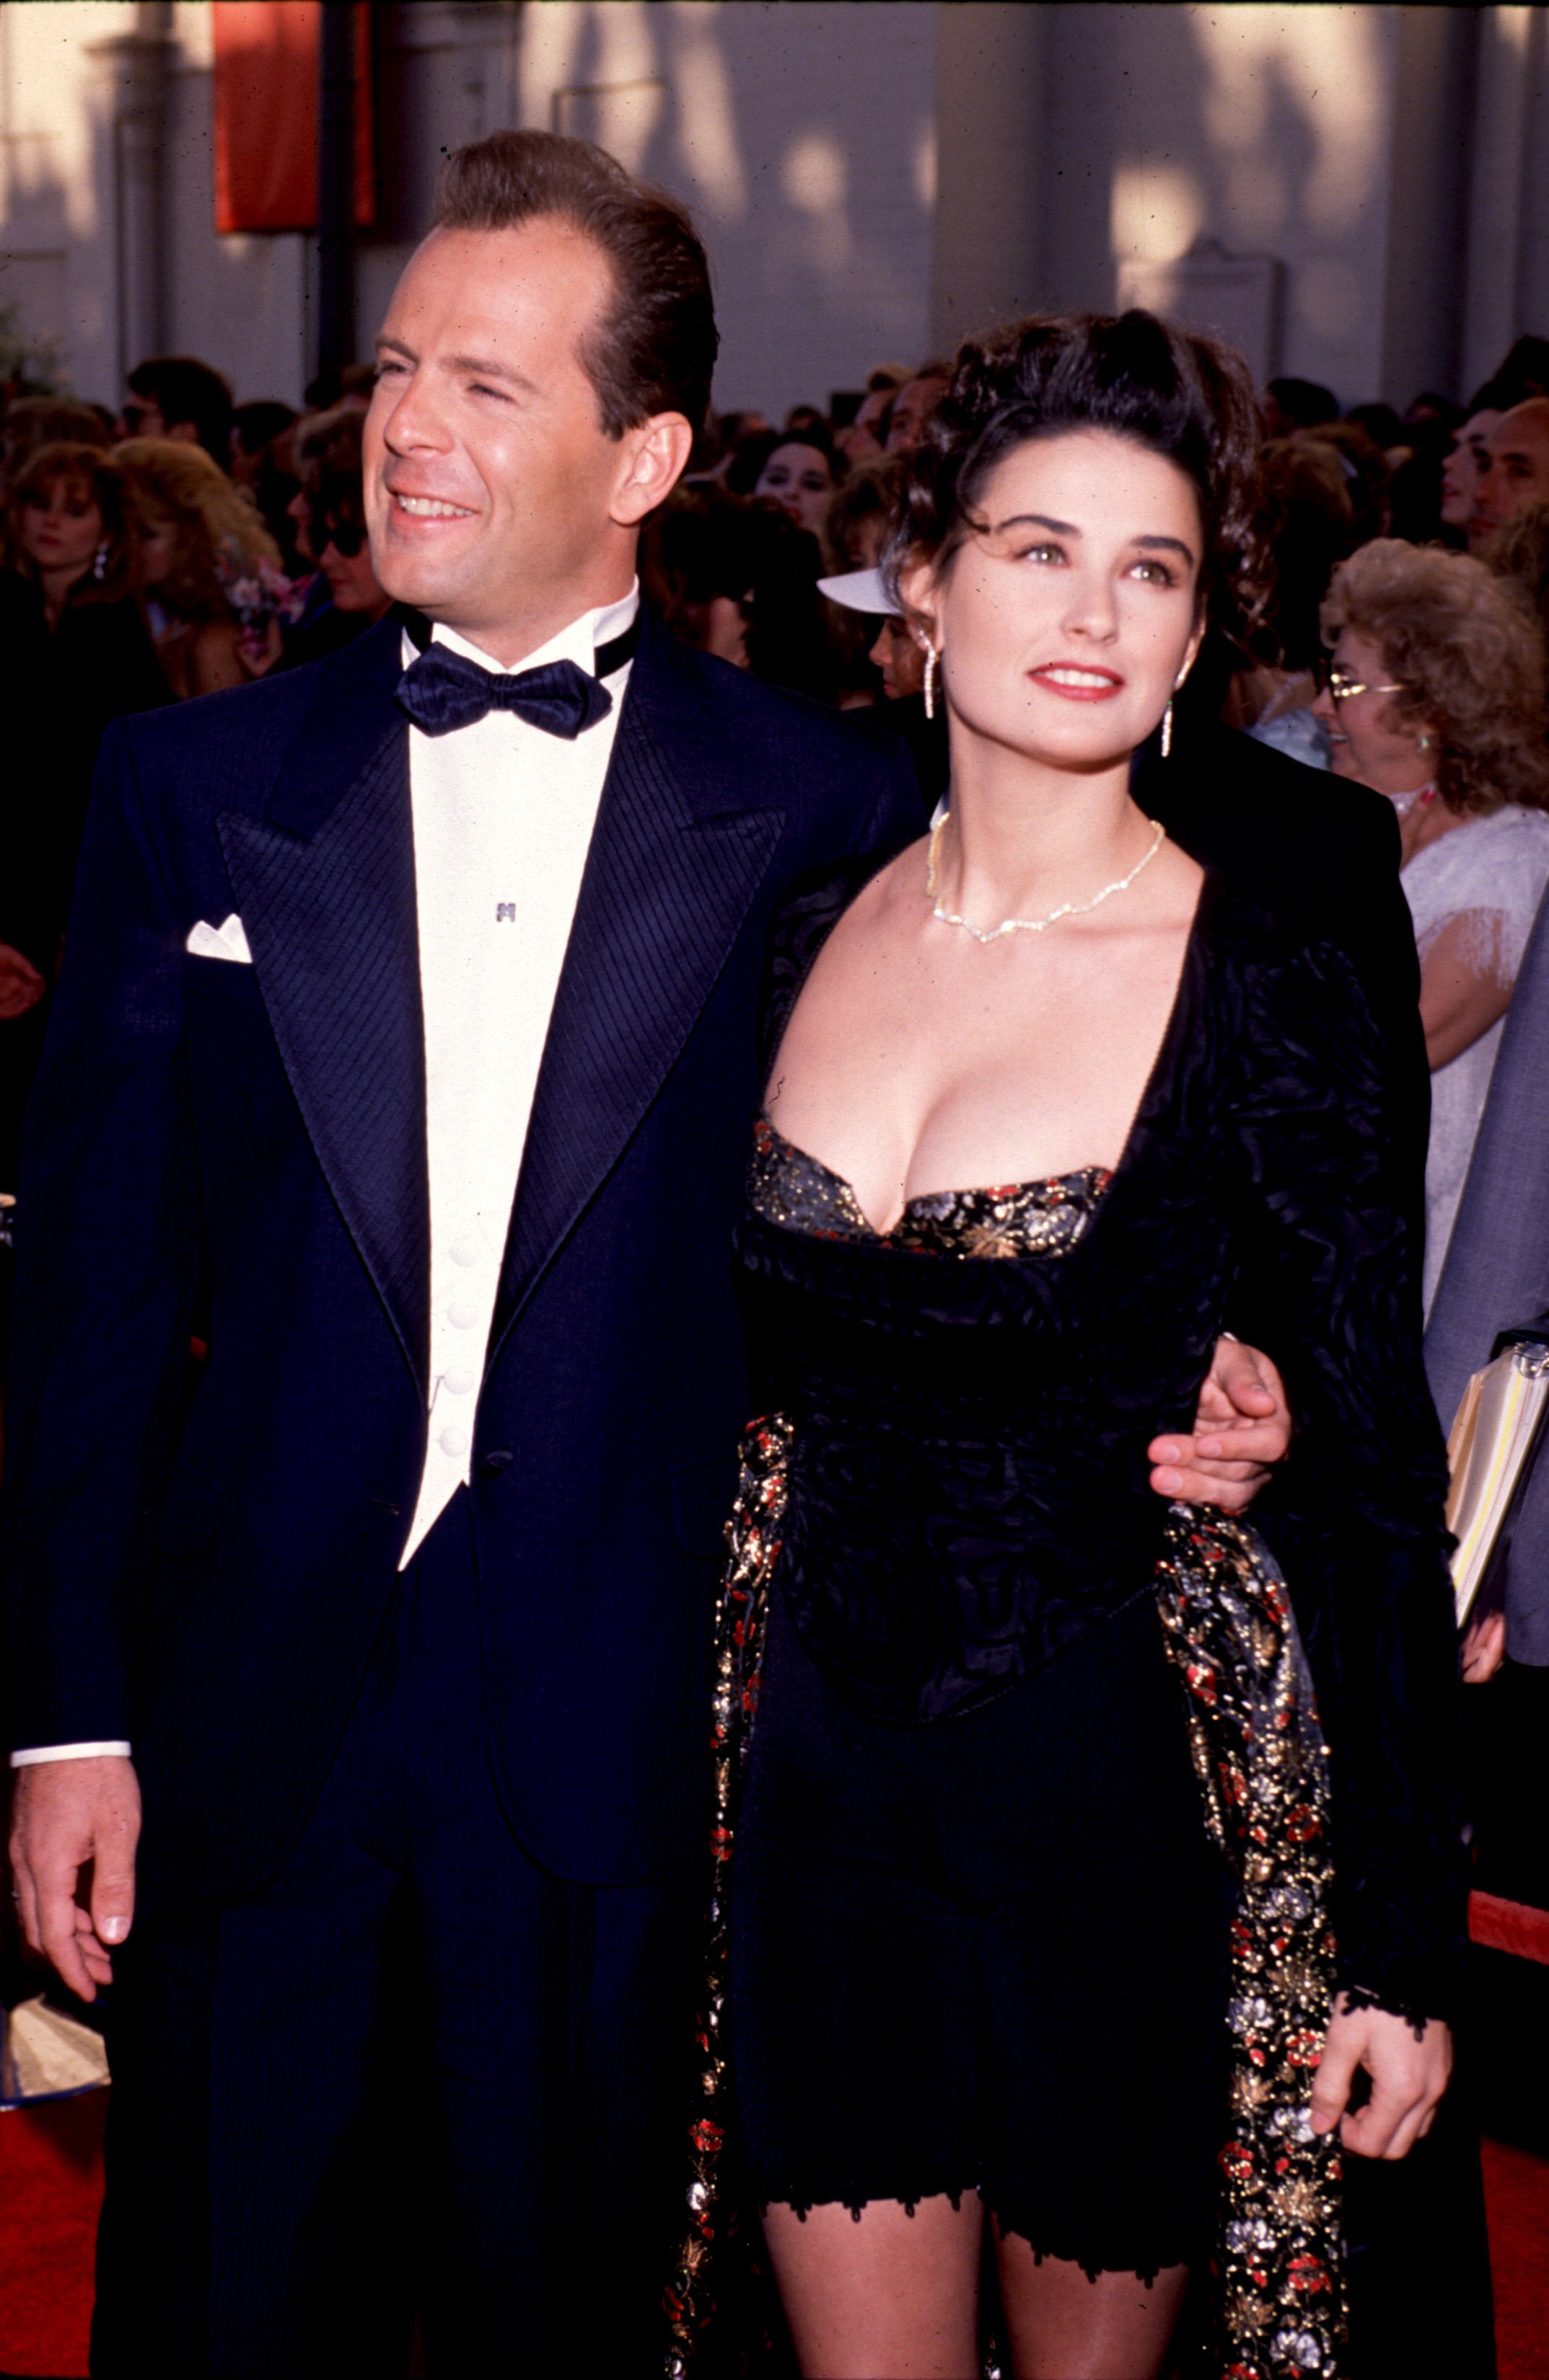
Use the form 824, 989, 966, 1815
924, 810, 1168, 945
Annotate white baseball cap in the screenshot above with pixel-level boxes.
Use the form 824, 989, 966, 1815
815, 566, 899, 617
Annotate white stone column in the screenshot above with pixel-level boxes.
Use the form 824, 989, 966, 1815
84, 3, 172, 383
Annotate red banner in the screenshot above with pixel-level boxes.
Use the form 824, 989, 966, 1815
1470, 1888, 1549, 1966
212, 3, 374, 236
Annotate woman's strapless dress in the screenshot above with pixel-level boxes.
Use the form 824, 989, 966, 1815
729, 1123, 1235, 2279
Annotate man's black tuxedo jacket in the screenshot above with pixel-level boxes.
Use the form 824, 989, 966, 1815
1, 612, 921, 1896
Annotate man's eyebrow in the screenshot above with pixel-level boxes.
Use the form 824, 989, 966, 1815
448, 352, 540, 394
373, 337, 540, 397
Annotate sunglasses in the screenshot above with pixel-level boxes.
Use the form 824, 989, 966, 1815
1315, 659, 1408, 704
314, 512, 367, 559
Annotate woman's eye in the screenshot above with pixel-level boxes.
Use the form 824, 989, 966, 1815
1131, 559, 1177, 586
1014, 541, 1064, 565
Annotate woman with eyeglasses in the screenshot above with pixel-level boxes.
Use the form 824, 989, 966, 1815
1312, 540, 1549, 1312
275, 406, 390, 670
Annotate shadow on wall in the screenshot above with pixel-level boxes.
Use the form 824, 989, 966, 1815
1037, 1, 1392, 403
516, 0, 937, 416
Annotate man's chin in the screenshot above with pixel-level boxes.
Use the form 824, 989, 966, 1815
372, 558, 461, 617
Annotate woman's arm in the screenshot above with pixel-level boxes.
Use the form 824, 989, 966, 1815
1419, 907, 1514, 1069
1229, 942, 1465, 2044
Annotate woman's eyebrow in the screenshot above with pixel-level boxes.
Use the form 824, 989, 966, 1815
1135, 533, 1196, 564
991, 512, 1079, 536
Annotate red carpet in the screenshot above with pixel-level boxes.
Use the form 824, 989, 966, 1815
2, 2091, 1547, 2377
1484, 2136, 1549, 2380
0, 2094, 103, 2380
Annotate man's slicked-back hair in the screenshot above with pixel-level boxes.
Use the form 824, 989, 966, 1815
432, 129, 718, 439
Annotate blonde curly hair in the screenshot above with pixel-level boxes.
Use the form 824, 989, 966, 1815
113, 436, 278, 621
1320, 538, 1549, 815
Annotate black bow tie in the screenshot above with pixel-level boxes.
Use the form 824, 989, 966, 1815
394, 617, 638, 739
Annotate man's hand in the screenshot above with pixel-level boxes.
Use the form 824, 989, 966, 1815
9, 1756, 141, 2000
1461, 1607, 1506, 1684
0, 940, 45, 1021
1148, 1338, 1291, 1513
1311, 1995, 1452, 2159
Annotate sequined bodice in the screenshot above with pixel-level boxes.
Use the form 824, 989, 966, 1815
748, 1115, 1110, 1260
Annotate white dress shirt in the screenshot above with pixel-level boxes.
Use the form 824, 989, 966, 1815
399, 587, 635, 1562
12, 584, 638, 1765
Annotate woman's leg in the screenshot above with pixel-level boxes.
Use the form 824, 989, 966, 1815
994, 2228, 1189, 2380
762, 2192, 984, 2379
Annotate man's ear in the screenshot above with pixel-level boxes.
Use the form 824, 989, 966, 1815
611, 414, 694, 528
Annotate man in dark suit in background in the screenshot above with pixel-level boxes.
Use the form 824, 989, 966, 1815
6, 137, 1303, 2373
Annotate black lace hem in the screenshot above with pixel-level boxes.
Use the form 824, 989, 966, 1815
1336, 1978, 1439, 2042
755, 2180, 1193, 2287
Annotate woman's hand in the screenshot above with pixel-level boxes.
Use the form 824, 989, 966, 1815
1310, 1996, 1452, 2158
1461, 1606, 1506, 1683
1148, 1338, 1291, 1510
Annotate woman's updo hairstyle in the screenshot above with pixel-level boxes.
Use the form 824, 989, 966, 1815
887, 309, 1268, 642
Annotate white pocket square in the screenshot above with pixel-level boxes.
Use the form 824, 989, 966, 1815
185, 914, 253, 964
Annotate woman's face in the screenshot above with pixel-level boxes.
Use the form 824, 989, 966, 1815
19, 479, 103, 581
903, 429, 1203, 771
137, 512, 177, 591
755, 440, 835, 537
869, 616, 926, 701
1311, 626, 1434, 795
319, 525, 387, 613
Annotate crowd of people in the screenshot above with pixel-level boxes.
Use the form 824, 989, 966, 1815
6, 330, 1549, 1302
1, 121, 1548, 2370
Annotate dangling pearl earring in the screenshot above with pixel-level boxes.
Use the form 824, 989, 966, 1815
92, 541, 109, 582
923, 644, 939, 721
1417, 732, 1432, 752
1160, 663, 1190, 761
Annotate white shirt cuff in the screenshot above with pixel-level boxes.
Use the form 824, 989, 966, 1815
10, 1741, 133, 1767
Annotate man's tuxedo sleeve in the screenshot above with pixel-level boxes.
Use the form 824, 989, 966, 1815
3, 719, 203, 1754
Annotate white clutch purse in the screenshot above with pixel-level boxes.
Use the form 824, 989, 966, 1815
1446, 1336, 1549, 1628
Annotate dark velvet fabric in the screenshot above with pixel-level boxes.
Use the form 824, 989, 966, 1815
737, 855, 1464, 2020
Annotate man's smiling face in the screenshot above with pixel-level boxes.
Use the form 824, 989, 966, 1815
364, 219, 631, 656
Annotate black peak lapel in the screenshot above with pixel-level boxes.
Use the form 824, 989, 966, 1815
219, 624, 429, 1391
491, 628, 784, 1347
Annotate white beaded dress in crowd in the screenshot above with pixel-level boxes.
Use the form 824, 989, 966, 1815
1403, 805, 1549, 1310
